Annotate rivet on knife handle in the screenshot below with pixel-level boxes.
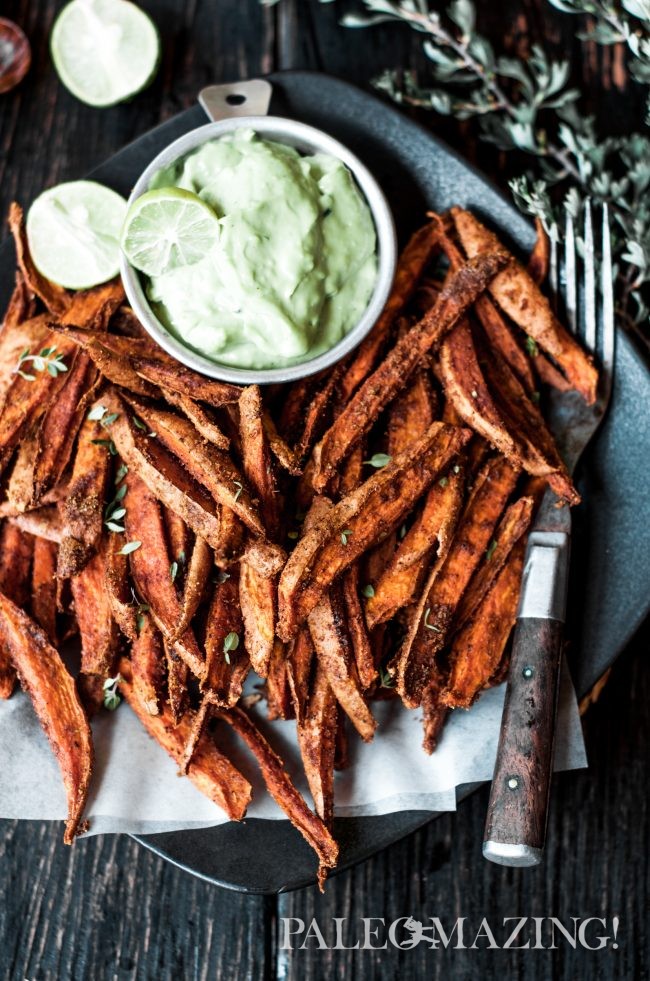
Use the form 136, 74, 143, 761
483, 533, 569, 867
199, 79, 272, 122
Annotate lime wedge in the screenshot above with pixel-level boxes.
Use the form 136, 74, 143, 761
51, 0, 159, 108
121, 188, 221, 278
26, 180, 128, 290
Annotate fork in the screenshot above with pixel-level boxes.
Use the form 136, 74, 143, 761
482, 202, 615, 867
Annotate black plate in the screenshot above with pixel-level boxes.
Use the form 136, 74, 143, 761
2, 71, 649, 894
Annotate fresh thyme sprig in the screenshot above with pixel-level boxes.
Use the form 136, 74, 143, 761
14, 345, 68, 381
339, 0, 650, 332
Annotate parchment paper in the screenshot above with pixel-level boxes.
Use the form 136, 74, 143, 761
0, 661, 585, 836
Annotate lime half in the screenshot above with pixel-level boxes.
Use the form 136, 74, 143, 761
26, 180, 128, 290
121, 188, 221, 278
51, 0, 159, 108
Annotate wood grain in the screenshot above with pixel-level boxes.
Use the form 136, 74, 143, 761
484, 617, 564, 853
0, 1, 647, 979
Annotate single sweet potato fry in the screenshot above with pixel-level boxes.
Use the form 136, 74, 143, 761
239, 385, 281, 535
0, 522, 33, 698
339, 221, 442, 403
164, 636, 189, 724
450, 208, 598, 403
71, 542, 119, 677
104, 532, 137, 641
124, 471, 206, 681
342, 565, 376, 690
262, 410, 302, 476
129, 614, 165, 716
0, 592, 93, 842
297, 661, 337, 826
239, 541, 285, 677
266, 639, 292, 721
396, 455, 519, 708
213, 704, 339, 882
119, 658, 251, 821
162, 388, 230, 451
203, 570, 249, 704
7, 506, 62, 542
312, 250, 507, 491
308, 583, 377, 742
8, 203, 69, 314
57, 415, 110, 578
421, 680, 448, 755
442, 540, 526, 708
172, 536, 212, 640
31, 535, 57, 643
286, 625, 315, 724
527, 217, 550, 285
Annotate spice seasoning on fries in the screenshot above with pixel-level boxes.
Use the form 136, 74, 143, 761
0, 204, 596, 887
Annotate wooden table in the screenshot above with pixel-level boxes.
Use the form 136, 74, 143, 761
0, 3, 647, 978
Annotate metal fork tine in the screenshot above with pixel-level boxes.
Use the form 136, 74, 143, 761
583, 200, 597, 352
549, 231, 559, 312
600, 203, 615, 380
564, 211, 577, 335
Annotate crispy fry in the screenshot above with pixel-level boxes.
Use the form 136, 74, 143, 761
172, 536, 212, 640
7, 506, 62, 542
278, 423, 471, 640
104, 532, 137, 641
339, 221, 442, 402
130, 614, 165, 716
479, 339, 578, 504
8, 203, 69, 314
366, 464, 465, 628
421, 681, 448, 755
386, 367, 437, 456
396, 455, 519, 707
204, 570, 249, 704
454, 495, 533, 631
312, 250, 508, 491
31, 536, 57, 643
450, 208, 598, 402
297, 662, 337, 825
105, 392, 223, 550
213, 704, 339, 880
442, 540, 526, 708
0, 592, 92, 842
342, 565, 375, 690
527, 217, 550, 285
71, 543, 119, 677
2, 270, 35, 330
239, 385, 281, 534
239, 541, 285, 677
123, 394, 264, 536
308, 583, 377, 742
0, 522, 33, 698
0, 314, 50, 403
162, 388, 230, 451
266, 639, 292, 720
164, 507, 192, 565
164, 637, 189, 724
57, 416, 110, 577
54, 325, 240, 405
124, 471, 206, 681
286, 625, 315, 724
118, 658, 251, 821
262, 410, 302, 476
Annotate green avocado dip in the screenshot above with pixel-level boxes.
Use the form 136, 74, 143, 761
146, 129, 378, 370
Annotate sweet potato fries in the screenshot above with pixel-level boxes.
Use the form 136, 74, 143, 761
0, 203, 595, 886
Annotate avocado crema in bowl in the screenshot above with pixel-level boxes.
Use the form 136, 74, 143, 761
120, 117, 397, 384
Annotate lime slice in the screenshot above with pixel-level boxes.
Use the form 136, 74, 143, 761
26, 180, 128, 290
121, 187, 221, 278
51, 0, 159, 108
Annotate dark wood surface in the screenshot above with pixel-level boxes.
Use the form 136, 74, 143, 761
0, 2, 648, 979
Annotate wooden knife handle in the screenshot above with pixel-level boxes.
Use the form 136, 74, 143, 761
483, 615, 564, 866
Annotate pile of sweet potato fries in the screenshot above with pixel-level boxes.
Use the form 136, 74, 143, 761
0, 202, 596, 886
